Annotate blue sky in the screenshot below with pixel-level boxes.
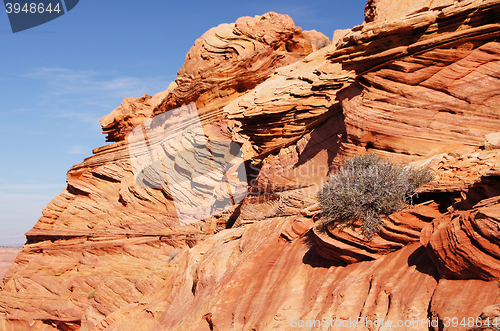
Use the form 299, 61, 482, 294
0, 0, 367, 246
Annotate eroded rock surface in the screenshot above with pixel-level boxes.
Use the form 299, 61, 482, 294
364, 0, 458, 23
91, 218, 440, 331
2, 1, 500, 330
100, 86, 174, 142
421, 188, 500, 280
314, 147, 500, 265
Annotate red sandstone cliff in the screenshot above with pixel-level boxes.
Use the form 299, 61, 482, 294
1, 3, 500, 330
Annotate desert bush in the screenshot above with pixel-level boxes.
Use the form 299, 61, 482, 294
317, 153, 433, 239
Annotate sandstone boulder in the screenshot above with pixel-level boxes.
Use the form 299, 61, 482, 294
421, 194, 500, 280
485, 132, 500, 150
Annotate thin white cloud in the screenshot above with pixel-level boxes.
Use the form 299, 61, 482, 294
67, 145, 88, 155
101, 76, 147, 92
55, 110, 101, 124
0, 184, 64, 190
27, 67, 97, 95
23, 67, 173, 128
27, 67, 172, 98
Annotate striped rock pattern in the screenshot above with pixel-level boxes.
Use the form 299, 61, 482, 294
1, 1, 500, 330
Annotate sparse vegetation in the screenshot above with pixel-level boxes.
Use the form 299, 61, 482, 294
87, 289, 95, 299
317, 153, 434, 240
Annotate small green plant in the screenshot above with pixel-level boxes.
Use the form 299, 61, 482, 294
317, 153, 433, 240
87, 289, 95, 299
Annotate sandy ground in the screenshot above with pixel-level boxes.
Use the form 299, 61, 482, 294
0, 247, 22, 281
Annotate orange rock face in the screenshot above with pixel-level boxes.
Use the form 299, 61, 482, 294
314, 147, 500, 266
100, 86, 174, 142
89, 216, 441, 331
314, 201, 441, 264
153, 12, 329, 141
2, 1, 500, 330
422, 187, 500, 281
364, 0, 458, 23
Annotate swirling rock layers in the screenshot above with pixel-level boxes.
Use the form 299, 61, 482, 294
422, 194, 500, 280
2, 1, 500, 330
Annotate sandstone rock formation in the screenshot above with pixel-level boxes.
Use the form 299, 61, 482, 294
157, 12, 330, 118
315, 147, 500, 265
2, 1, 500, 330
364, 0, 459, 23
103, 12, 330, 143
100, 85, 174, 142
422, 195, 500, 281
485, 132, 500, 150
420, 153, 500, 280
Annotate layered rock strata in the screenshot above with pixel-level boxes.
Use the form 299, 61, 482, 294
102, 12, 330, 143
422, 191, 500, 280
225, 0, 500, 165
1, 1, 500, 330
0, 13, 330, 330
314, 147, 500, 265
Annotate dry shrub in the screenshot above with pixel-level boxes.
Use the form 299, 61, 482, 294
318, 153, 433, 239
